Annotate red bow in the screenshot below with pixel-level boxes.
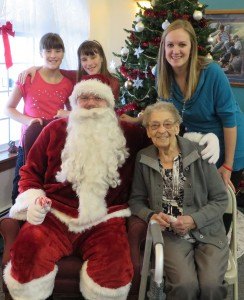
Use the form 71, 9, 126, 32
0, 21, 15, 69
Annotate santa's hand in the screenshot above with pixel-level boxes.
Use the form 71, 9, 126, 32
199, 133, 220, 164
27, 196, 52, 225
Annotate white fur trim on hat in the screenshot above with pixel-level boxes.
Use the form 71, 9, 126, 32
70, 79, 115, 109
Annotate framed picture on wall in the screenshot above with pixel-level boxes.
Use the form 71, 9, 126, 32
206, 9, 244, 87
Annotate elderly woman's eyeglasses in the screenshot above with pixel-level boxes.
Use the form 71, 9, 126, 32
78, 96, 103, 102
148, 121, 176, 130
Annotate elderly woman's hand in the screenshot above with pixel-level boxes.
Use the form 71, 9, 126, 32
150, 212, 171, 230
170, 215, 196, 236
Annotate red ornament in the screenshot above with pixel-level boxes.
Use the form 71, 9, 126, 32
159, 10, 167, 18
116, 102, 139, 116
173, 12, 180, 19
142, 42, 149, 48
199, 18, 207, 28
182, 14, 190, 20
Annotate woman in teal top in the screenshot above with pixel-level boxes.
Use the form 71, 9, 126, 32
157, 19, 244, 192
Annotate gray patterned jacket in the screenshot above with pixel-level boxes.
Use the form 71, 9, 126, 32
129, 135, 228, 248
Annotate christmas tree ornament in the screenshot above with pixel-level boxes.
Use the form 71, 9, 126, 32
109, 60, 116, 72
151, 0, 157, 7
162, 19, 170, 30
135, 15, 142, 22
143, 69, 149, 78
135, 21, 145, 32
124, 80, 133, 90
151, 65, 157, 76
120, 95, 126, 106
134, 46, 144, 59
120, 47, 129, 56
207, 36, 214, 44
206, 53, 213, 60
142, 42, 149, 48
133, 76, 144, 89
198, 2, 203, 8
193, 10, 203, 21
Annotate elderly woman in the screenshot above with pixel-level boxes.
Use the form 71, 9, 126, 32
129, 102, 229, 300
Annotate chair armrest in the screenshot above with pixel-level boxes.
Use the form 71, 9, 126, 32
127, 215, 147, 262
0, 215, 21, 267
127, 215, 147, 295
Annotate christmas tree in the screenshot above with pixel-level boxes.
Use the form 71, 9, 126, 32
114, 0, 214, 116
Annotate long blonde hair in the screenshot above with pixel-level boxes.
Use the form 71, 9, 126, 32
157, 19, 210, 101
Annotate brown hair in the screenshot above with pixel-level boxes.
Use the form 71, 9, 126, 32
157, 19, 210, 101
77, 40, 111, 82
39, 33, 65, 52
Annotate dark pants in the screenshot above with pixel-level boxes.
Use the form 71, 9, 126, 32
12, 147, 24, 204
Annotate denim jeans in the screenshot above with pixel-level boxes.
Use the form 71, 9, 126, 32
12, 146, 24, 204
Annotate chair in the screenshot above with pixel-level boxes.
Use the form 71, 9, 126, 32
0, 121, 145, 299
0, 120, 83, 299
225, 186, 238, 300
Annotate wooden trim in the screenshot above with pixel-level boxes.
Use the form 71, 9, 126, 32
206, 9, 244, 15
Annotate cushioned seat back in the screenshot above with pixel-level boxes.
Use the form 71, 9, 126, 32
22, 119, 53, 162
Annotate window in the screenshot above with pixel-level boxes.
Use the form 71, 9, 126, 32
0, 0, 89, 151
0, 34, 36, 151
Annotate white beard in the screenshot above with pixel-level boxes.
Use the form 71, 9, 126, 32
56, 107, 129, 225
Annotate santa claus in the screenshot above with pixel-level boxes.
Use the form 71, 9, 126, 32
3, 74, 147, 300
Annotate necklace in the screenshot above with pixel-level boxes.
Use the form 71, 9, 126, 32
181, 100, 186, 120
159, 155, 180, 200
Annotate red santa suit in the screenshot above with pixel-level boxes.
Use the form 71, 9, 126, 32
3, 76, 148, 300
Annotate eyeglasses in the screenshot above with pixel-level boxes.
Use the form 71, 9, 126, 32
148, 121, 176, 130
78, 96, 103, 102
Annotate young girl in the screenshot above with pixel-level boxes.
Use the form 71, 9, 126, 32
5, 33, 73, 203
62, 40, 120, 100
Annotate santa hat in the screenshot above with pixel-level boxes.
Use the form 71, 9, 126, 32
69, 74, 115, 109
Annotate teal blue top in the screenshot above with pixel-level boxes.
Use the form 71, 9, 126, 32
165, 62, 244, 171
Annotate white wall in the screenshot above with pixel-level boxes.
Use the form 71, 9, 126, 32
88, 0, 138, 71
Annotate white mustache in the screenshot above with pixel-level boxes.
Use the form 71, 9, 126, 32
69, 107, 113, 121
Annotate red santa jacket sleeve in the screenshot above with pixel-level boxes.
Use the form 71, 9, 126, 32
9, 119, 70, 220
